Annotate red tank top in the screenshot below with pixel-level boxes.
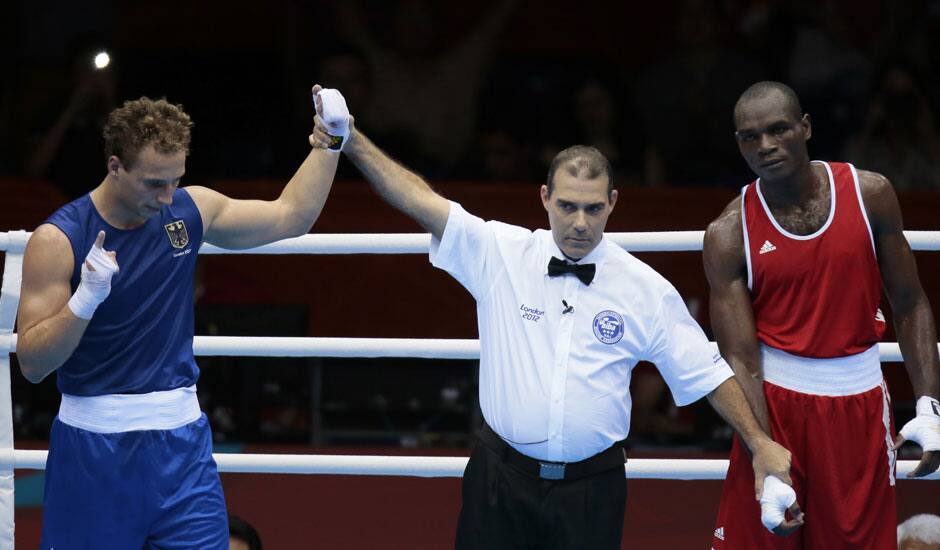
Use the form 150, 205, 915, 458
742, 161, 886, 358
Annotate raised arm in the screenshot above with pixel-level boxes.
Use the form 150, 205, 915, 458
186, 85, 342, 250
16, 226, 116, 383
860, 170, 940, 477
308, 107, 450, 239
703, 200, 770, 432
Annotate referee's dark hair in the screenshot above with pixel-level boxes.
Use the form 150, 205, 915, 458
229, 515, 263, 550
546, 145, 614, 200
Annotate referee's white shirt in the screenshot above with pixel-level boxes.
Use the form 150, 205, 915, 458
430, 202, 734, 462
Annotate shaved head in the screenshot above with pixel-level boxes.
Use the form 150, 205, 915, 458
734, 81, 803, 128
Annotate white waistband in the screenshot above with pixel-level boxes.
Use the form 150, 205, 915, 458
761, 344, 883, 396
58, 385, 201, 433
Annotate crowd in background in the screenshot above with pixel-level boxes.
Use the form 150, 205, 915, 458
3, 0, 940, 198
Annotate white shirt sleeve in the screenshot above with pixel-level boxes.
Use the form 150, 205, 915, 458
647, 289, 734, 406
429, 201, 495, 300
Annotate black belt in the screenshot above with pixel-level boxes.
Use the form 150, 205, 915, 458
476, 423, 627, 481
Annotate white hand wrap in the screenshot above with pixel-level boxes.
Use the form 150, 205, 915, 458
899, 396, 940, 452
760, 476, 796, 532
67, 243, 119, 320
314, 88, 350, 152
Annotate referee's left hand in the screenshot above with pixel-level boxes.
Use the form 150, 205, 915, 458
750, 438, 792, 496
750, 438, 804, 536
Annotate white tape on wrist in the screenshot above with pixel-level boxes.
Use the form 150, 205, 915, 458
67, 244, 119, 320
760, 476, 796, 532
899, 396, 940, 452
314, 88, 350, 152
916, 396, 940, 417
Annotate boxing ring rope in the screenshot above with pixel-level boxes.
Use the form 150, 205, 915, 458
5, 449, 938, 480
1, 335, 933, 362
1, 229, 939, 544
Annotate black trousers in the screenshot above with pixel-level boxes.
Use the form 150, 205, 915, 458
455, 440, 627, 550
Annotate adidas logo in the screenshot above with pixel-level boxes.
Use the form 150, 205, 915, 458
759, 240, 777, 254
714, 527, 725, 541
875, 308, 885, 322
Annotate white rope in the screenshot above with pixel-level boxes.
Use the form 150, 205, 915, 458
5, 231, 940, 254
906, 231, 940, 251
0, 231, 28, 254
4, 336, 931, 361
7, 450, 936, 480
190, 336, 481, 359
200, 233, 431, 255
198, 230, 940, 254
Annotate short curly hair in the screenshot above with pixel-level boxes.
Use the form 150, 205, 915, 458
103, 97, 193, 169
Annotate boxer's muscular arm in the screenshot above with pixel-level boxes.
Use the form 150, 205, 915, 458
862, 171, 940, 400
861, 170, 940, 477
704, 199, 770, 433
187, 86, 341, 250
17, 226, 92, 382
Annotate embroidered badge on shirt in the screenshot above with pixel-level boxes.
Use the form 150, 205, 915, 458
164, 220, 189, 249
593, 310, 624, 344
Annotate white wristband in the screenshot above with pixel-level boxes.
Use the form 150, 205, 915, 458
759, 476, 796, 532
68, 286, 101, 320
916, 396, 940, 417
67, 243, 119, 320
899, 396, 940, 452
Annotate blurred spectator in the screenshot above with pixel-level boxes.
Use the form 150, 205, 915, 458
471, 127, 535, 182
898, 514, 940, 550
785, 1, 872, 157
843, 61, 940, 190
734, 0, 798, 78
24, 43, 117, 198
336, 0, 518, 176
569, 77, 643, 185
319, 51, 372, 117
637, 0, 765, 187
871, 1, 935, 73
533, 75, 643, 186
0, 82, 16, 175
229, 515, 263, 550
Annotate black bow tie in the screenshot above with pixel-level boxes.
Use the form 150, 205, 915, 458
548, 256, 596, 285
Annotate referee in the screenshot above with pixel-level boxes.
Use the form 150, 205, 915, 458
310, 101, 798, 549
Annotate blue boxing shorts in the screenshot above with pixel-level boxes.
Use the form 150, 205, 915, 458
40, 413, 227, 549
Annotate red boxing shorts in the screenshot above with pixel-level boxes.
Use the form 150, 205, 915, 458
712, 344, 897, 549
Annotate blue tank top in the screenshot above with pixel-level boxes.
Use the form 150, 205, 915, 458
44, 189, 203, 396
